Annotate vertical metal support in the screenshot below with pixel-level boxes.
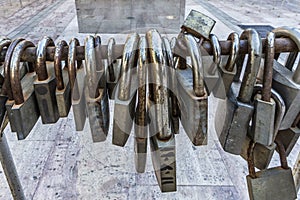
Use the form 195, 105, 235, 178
0, 116, 25, 200
293, 151, 300, 192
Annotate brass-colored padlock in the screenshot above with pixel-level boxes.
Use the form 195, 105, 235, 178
84, 35, 110, 142
246, 139, 297, 200
10, 40, 40, 140
54, 40, 71, 117
34, 36, 59, 124
112, 33, 139, 147
69, 38, 86, 131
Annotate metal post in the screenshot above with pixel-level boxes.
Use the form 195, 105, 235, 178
0, 116, 26, 200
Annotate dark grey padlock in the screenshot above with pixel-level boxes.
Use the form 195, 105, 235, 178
54, 40, 71, 117
134, 36, 148, 173
34, 36, 59, 124
246, 139, 297, 200
176, 33, 208, 146
106, 37, 121, 99
272, 27, 300, 130
216, 29, 262, 155
84, 35, 110, 142
112, 33, 139, 147
69, 38, 86, 131
9, 40, 40, 140
147, 29, 176, 192
250, 32, 276, 146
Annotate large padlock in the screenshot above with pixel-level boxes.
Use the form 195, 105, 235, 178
271, 27, 300, 130
112, 33, 139, 146
84, 35, 110, 142
34, 36, 59, 124
106, 37, 121, 99
176, 33, 208, 145
134, 36, 148, 173
250, 32, 276, 146
246, 139, 297, 200
216, 29, 262, 154
240, 84, 286, 170
69, 38, 86, 131
10, 40, 40, 140
162, 36, 179, 134
54, 40, 71, 117
217, 32, 239, 95
147, 29, 176, 192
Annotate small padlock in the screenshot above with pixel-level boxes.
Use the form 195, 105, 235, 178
34, 36, 59, 124
216, 29, 262, 155
147, 29, 176, 192
134, 36, 148, 173
246, 139, 297, 200
69, 38, 86, 131
112, 33, 139, 147
84, 35, 110, 142
10, 40, 40, 140
271, 27, 300, 130
176, 33, 208, 146
250, 32, 276, 146
106, 37, 121, 99
54, 40, 71, 117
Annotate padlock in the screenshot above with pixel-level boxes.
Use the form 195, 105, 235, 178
240, 84, 286, 170
246, 139, 297, 200
250, 32, 276, 146
69, 38, 86, 131
84, 35, 110, 142
106, 37, 121, 99
271, 27, 300, 130
147, 29, 176, 192
162, 37, 179, 134
54, 40, 71, 117
134, 36, 148, 173
10, 40, 40, 140
112, 33, 139, 147
218, 32, 239, 95
216, 29, 262, 154
176, 33, 208, 146
34, 36, 59, 124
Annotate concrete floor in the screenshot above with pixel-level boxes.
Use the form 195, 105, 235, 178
0, 0, 299, 199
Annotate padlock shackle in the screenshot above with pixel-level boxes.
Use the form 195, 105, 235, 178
274, 138, 289, 169
36, 36, 54, 81
10, 40, 35, 105
183, 34, 206, 97
247, 140, 256, 178
68, 38, 82, 94
238, 29, 262, 103
54, 40, 68, 91
118, 33, 139, 101
107, 37, 116, 82
224, 32, 240, 72
261, 32, 275, 102
209, 34, 221, 75
273, 27, 300, 84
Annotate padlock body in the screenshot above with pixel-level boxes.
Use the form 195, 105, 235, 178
246, 167, 297, 200
218, 60, 237, 95
276, 127, 300, 156
150, 134, 176, 192
6, 99, 16, 132
86, 88, 110, 142
56, 68, 71, 117
34, 75, 59, 124
272, 60, 300, 130
176, 68, 208, 145
250, 94, 276, 146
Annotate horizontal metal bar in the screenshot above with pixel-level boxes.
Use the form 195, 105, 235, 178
0, 38, 297, 62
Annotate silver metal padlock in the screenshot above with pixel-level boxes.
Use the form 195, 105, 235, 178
84, 35, 110, 142
176, 33, 208, 146
216, 29, 262, 155
112, 33, 139, 147
69, 38, 86, 131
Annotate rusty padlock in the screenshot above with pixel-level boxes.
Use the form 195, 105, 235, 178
54, 40, 71, 117
34, 36, 59, 124
10, 40, 40, 140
